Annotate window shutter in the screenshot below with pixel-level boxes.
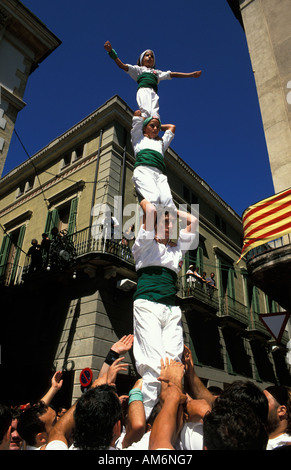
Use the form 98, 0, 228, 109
227, 268, 235, 300
67, 197, 78, 235
44, 209, 60, 238
0, 235, 11, 276
196, 246, 204, 274
10, 225, 26, 284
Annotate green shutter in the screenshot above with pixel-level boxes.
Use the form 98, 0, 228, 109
10, 225, 26, 284
67, 197, 78, 235
252, 286, 260, 315
51, 209, 60, 232
196, 246, 204, 274
227, 268, 235, 300
0, 235, 11, 277
44, 211, 52, 234
44, 209, 60, 238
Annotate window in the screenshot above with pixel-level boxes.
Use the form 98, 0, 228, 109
16, 176, 35, 198
215, 214, 227, 234
61, 153, 71, 169
25, 176, 35, 192
217, 256, 236, 302
0, 225, 26, 285
16, 181, 26, 198
73, 144, 84, 161
183, 185, 198, 205
44, 197, 79, 237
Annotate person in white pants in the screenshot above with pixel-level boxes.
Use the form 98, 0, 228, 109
131, 110, 176, 220
131, 204, 198, 420
104, 41, 202, 118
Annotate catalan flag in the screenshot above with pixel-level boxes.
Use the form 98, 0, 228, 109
237, 187, 291, 263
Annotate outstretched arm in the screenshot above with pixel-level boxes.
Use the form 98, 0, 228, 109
170, 71, 202, 78
104, 40, 129, 71
98, 334, 133, 379
183, 345, 215, 406
40, 371, 63, 406
46, 373, 112, 448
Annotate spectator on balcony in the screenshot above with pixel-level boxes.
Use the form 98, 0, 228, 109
201, 271, 207, 287
131, 204, 198, 420
40, 233, 51, 267
119, 236, 130, 260
124, 224, 135, 249
206, 272, 216, 298
186, 265, 195, 295
264, 385, 291, 450
193, 266, 203, 287
27, 239, 42, 274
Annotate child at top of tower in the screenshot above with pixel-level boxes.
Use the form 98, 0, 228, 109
104, 40, 202, 119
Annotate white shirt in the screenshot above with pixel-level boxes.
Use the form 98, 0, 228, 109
266, 433, 291, 450
132, 225, 197, 273
178, 422, 204, 450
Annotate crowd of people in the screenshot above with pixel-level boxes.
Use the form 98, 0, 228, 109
1, 335, 291, 451
186, 266, 217, 297
2, 43, 290, 452
26, 233, 51, 274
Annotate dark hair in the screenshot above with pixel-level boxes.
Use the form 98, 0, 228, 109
203, 404, 268, 450
0, 404, 12, 445
207, 386, 223, 396
17, 401, 48, 446
73, 385, 122, 450
216, 380, 268, 424
266, 385, 291, 434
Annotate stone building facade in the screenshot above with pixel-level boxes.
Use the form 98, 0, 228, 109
0, 0, 61, 176
0, 95, 289, 407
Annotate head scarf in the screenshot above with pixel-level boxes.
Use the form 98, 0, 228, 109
139, 49, 155, 67
143, 116, 161, 129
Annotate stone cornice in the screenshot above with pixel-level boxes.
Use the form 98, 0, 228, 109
1, 0, 61, 69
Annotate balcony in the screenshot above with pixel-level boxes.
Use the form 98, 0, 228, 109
217, 294, 249, 330
0, 227, 136, 290
176, 274, 219, 314
241, 187, 291, 311
246, 237, 291, 311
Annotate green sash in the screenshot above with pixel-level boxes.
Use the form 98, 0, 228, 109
134, 149, 166, 174
133, 266, 177, 306
137, 72, 158, 93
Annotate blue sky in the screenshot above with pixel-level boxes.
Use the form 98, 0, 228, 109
3, 0, 275, 217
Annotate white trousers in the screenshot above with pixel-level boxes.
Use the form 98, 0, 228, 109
136, 88, 160, 118
132, 165, 176, 210
133, 298, 184, 420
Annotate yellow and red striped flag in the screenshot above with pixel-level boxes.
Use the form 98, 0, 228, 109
237, 188, 291, 263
